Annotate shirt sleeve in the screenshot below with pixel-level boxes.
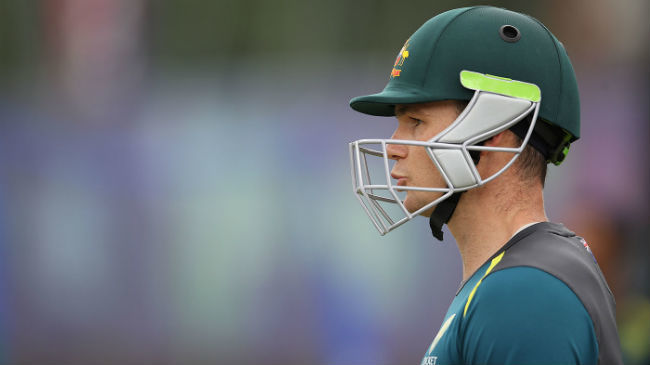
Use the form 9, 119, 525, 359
460, 266, 599, 365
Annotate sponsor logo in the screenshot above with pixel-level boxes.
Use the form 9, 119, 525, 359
421, 355, 438, 365
390, 39, 410, 78
580, 238, 597, 263
420, 313, 456, 365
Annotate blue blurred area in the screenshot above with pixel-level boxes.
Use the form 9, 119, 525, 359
0, 148, 7, 364
0, 1, 648, 364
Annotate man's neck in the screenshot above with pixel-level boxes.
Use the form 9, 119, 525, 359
448, 184, 548, 282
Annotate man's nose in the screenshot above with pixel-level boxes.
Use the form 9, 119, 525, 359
386, 130, 408, 160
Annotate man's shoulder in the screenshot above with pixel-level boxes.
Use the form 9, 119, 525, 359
490, 221, 614, 318
479, 221, 623, 365
469, 266, 589, 316
492, 222, 604, 286
496, 222, 594, 269
460, 267, 599, 365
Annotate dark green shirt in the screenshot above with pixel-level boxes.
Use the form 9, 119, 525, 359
421, 222, 622, 365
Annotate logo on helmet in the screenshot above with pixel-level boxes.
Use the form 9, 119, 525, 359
391, 39, 410, 78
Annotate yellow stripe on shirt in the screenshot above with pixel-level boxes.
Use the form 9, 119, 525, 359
463, 251, 505, 317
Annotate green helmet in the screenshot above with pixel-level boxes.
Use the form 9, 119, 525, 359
349, 7, 581, 237
350, 6, 579, 164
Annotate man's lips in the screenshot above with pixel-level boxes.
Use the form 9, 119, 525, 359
391, 173, 407, 186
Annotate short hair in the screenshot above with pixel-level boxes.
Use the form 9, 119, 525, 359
454, 100, 547, 187
514, 133, 547, 187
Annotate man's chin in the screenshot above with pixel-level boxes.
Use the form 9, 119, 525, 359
404, 195, 440, 217
404, 200, 432, 217
421, 206, 436, 217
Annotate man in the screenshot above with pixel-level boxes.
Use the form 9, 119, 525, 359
348, 6, 623, 365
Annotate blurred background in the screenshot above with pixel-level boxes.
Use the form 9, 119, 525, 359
0, 0, 648, 364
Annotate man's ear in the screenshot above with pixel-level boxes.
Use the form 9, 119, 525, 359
481, 129, 517, 158
483, 130, 508, 147
481, 131, 506, 158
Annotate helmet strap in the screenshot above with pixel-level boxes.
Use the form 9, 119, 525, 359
429, 192, 462, 241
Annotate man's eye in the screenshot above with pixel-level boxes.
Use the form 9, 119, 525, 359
412, 118, 423, 126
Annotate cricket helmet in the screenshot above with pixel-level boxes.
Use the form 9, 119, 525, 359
349, 6, 580, 237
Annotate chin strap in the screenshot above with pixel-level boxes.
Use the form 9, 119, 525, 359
429, 192, 462, 241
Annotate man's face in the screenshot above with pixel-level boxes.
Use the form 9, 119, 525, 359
387, 100, 461, 215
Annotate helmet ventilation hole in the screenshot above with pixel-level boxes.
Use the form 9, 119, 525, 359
499, 25, 521, 42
